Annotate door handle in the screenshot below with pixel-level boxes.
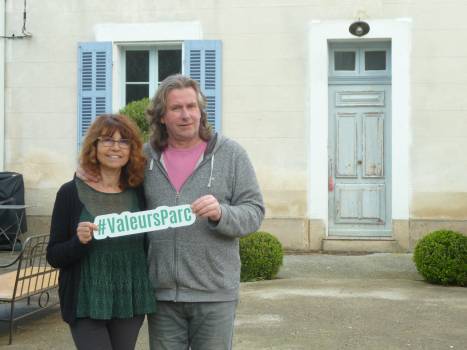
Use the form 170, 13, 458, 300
357, 160, 363, 165
328, 159, 334, 192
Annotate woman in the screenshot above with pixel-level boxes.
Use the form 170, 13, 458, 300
47, 114, 156, 350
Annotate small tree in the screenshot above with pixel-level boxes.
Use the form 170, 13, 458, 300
413, 230, 467, 286
240, 232, 283, 282
119, 98, 151, 141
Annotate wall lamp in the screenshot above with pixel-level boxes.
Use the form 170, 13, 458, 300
349, 20, 370, 37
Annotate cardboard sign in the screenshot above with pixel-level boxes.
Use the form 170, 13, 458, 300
93, 204, 196, 240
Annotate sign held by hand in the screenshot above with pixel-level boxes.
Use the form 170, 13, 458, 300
93, 205, 195, 240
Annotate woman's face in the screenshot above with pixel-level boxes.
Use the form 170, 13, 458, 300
96, 130, 131, 171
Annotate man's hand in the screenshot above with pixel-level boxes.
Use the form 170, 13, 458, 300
191, 195, 222, 222
77, 222, 97, 244
76, 166, 100, 183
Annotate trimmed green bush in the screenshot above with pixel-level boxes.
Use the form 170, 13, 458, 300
240, 231, 283, 282
119, 97, 151, 141
413, 230, 467, 286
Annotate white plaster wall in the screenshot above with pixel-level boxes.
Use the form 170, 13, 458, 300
409, 1, 467, 219
5, 1, 79, 214
3, 0, 467, 226
0, 0, 5, 171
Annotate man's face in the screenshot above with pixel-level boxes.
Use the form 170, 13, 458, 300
162, 87, 202, 148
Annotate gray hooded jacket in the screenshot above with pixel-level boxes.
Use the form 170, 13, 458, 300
143, 134, 265, 302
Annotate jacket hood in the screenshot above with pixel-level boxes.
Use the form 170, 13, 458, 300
145, 132, 226, 161
145, 133, 227, 189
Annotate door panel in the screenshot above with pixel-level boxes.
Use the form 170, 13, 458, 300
363, 112, 384, 177
336, 113, 357, 177
335, 90, 385, 107
335, 184, 385, 224
329, 85, 391, 236
361, 184, 385, 222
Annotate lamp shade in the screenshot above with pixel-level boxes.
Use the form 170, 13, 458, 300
349, 21, 370, 37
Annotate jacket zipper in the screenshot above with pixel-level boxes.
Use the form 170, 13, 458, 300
152, 151, 214, 303
174, 191, 180, 302
152, 157, 181, 302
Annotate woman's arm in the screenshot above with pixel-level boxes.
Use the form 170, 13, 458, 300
46, 183, 90, 268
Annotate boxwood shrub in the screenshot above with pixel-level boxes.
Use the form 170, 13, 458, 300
240, 231, 283, 282
119, 97, 151, 141
413, 230, 467, 286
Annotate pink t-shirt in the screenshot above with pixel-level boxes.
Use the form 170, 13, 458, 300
163, 141, 208, 192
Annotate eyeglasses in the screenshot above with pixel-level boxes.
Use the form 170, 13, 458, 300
97, 136, 131, 149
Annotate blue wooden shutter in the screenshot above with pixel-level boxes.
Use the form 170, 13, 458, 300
77, 42, 112, 150
184, 40, 222, 133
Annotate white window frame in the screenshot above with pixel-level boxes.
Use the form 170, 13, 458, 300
329, 48, 358, 77
120, 43, 183, 108
93, 21, 202, 112
329, 42, 391, 78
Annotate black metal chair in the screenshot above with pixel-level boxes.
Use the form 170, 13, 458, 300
0, 198, 17, 250
0, 172, 28, 251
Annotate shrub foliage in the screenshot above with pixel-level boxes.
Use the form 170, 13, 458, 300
240, 231, 283, 282
413, 230, 467, 286
119, 97, 151, 141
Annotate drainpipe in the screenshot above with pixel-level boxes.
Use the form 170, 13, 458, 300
0, 0, 5, 171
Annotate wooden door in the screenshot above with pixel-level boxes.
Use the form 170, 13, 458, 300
328, 84, 391, 236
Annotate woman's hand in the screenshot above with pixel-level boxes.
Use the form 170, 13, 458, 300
76, 222, 97, 244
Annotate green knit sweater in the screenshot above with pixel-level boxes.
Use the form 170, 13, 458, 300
75, 179, 156, 319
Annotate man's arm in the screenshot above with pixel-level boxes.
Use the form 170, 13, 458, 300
198, 147, 265, 238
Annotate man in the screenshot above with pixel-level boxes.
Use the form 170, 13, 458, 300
144, 74, 264, 349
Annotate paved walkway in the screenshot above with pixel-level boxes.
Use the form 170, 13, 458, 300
1, 253, 466, 349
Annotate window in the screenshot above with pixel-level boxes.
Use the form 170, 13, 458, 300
329, 42, 390, 78
77, 40, 222, 149
123, 45, 182, 105
334, 51, 356, 71
364, 50, 386, 71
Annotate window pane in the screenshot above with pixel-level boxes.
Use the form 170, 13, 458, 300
365, 51, 386, 70
126, 84, 149, 104
126, 51, 149, 82
158, 50, 182, 82
334, 51, 355, 71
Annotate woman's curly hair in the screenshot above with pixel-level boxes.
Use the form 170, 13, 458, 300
79, 114, 146, 189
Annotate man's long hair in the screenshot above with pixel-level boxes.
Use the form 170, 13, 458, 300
146, 74, 212, 152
